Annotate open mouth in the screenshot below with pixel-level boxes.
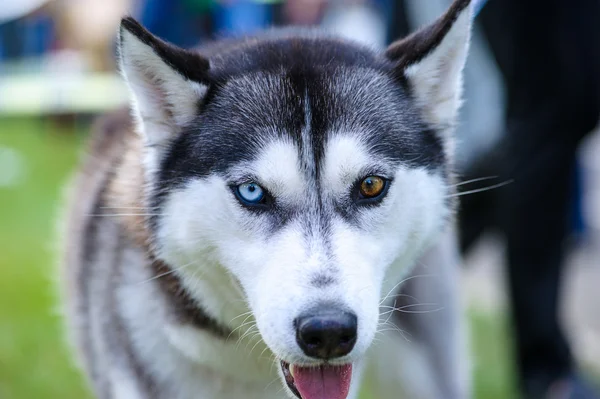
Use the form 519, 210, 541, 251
280, 360, 353, 399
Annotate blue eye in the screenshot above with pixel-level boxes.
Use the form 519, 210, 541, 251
236, 182, 265, 204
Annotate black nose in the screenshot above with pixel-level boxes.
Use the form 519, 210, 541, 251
295, 307, 357, 360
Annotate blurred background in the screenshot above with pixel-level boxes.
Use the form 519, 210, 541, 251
0, 0, 599, 398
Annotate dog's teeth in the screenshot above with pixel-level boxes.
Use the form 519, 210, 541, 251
289, 365, 295, 378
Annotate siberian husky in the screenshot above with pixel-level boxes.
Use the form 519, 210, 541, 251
62, 0, 473, 398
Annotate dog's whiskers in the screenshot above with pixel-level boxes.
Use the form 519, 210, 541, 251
228, 310, 254, 325
248, 335, 266, 358
86, 213, 167, 217
99, 206, 161, 210
134, 259, 199, 286
446, 179, 514, 198
258, 345, 273, 362
243, 332, 263, 355
448, 175, 500, 188
380, 302, 444, 315
230, 317, 257, 338
382, 303, 444, 315
236, 325, 259, 350
381, 299, 398, 326
226, 314, 255, 342
377, 327, 412, 341
381, 292, 422, 303
264, 375, 283, 392
379, 274, 439, 305
376, 321, 412, 342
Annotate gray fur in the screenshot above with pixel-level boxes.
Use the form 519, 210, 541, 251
61, 1, 473, 397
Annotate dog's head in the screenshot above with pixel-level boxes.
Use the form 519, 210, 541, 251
119, 0, 471, 397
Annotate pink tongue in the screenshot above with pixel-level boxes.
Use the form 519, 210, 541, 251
293, 364, 352, 399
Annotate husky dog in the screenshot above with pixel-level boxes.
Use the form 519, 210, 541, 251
62, 0, 473, 398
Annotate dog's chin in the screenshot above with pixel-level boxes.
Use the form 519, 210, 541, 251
279, 360, 353, 399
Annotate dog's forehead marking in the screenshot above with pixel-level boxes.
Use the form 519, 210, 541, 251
251, 139, 306, 199
300, 86, 316, 180
155, 62, 444, 225
320, 135, 371, 194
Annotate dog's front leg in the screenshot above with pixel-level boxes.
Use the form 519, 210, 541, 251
366, 225, 471, 399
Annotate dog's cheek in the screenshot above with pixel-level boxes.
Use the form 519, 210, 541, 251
157, 177, 273, 269
153, 179, 229, 257
376, 168, 449, 261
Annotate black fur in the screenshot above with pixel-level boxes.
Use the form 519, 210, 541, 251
120, 17, 210, 84
386, 0, 472, 69
81, 179, 108, 392
110, 234, 159, 398
150, 259, 233, 338
311, 274, 336, 288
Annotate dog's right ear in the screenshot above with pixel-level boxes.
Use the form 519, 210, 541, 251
118, 17, 210, 150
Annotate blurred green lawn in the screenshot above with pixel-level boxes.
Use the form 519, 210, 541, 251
0, 117, 517, 398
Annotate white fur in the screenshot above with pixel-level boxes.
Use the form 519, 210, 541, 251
405, 6, 472, 154
110, 368, 145, 399
155, 133, 449, 395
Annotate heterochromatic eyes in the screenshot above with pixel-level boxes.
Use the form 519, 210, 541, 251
236, 182, 265, 204
233, 176, 390, 209
356, 176, 390, 203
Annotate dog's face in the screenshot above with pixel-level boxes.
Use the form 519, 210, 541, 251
119, 1, 471, 397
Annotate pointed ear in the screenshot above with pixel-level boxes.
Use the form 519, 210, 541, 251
386, 0, 472, 131
118, 17, 210, 148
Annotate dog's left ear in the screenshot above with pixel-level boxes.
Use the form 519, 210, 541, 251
386, 0, 472, 130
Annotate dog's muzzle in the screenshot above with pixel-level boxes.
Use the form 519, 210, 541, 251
280, 305, 356, 399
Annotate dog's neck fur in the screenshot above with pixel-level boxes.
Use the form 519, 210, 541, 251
107, 131, 149, 248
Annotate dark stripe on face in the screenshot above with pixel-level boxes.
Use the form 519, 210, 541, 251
110, 234, 159, 398
311, 273, 336, 288
385, 0, 471, 70
114, 225, 233, 338
151, 259, 233, 338
81, 173, 114, 391
305, 76, 330, 182
80, 199, 100, 390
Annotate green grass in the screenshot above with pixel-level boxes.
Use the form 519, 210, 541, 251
0, 118, 92, 399
471, 312, 517, 399
0, 117, 515, 398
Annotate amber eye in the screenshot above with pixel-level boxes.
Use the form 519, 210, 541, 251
359, 176, 387, 199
